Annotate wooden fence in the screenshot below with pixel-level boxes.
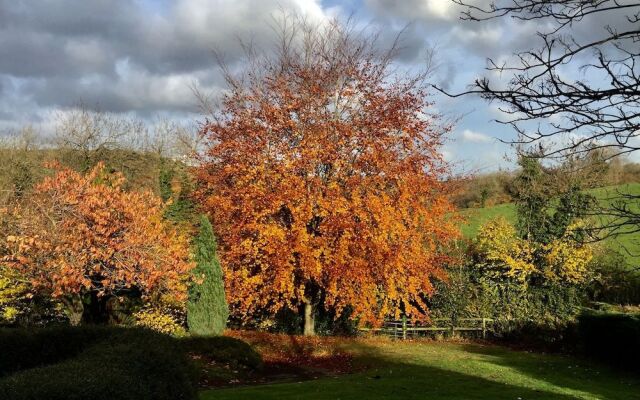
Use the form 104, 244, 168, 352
359, 317, 494, 340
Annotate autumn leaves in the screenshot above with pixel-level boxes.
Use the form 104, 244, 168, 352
1, 20, 459, 333
3, 163, 193, 323
194, 21, 457, 333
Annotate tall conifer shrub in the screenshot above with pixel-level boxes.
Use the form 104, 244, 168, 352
187, 215, 229, 335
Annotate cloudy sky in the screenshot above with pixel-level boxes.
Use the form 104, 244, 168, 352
0, 0, 604, 171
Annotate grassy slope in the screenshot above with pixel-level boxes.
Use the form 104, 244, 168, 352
459, 183, 640, 264
201, 339, 640, 400
590, 184, 640, 261
0, 148, 175, 197
459, 202, 517, 238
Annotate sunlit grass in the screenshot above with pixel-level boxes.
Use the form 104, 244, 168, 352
201, 338, 640, 400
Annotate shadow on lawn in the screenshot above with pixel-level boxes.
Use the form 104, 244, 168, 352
227, 330, 356, 374
459, 343, 640, 400
203, 337, 587, 400
205, 360, 582, 399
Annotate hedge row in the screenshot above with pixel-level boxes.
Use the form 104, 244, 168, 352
0, 326, 262, 400
577, 311, 640, 369
0, 326, 108, 377
180, 335, 263, 370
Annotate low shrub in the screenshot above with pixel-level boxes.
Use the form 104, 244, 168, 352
577, 310, 640, 369
429, 263, 584, 346
180, 335, 262, 370
0, 266, 30, 324
0, 327, 198, 399
0, 326, 264, 399
0, 326, 108, 377
588, 250, 640, 304
497, 321, 581, 353
134, 307, 187, 337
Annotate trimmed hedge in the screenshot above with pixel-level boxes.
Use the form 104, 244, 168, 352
0, 326, 265, 399
180, 335, 263, 370
577, 311, 640, 369
0, 327, 198, 400
0, 326, 107, 377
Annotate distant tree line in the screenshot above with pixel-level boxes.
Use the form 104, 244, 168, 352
452, 149, 640, 210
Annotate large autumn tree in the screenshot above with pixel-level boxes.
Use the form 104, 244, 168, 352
196, 18, 458, 334
3, 163, 193, 325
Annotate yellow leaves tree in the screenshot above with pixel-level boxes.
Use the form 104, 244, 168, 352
0, 266, 30, 323
195, 19, 458, 334
474, 217, 592, 286
474, 217, 536, 283
3, 163, 193, 325
541, 222, 593, 284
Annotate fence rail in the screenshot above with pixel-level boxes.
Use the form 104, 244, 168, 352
359, 317, 494, 340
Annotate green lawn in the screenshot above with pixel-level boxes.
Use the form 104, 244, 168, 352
459, 183, 640, 265
200, 339, 640, 400
459, 202, 517, 238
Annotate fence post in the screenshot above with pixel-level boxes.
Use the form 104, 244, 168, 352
402, 315, 407, 340
482, 318, 486, 339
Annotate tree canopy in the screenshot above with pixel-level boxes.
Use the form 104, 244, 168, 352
195, 18, 458, 333
2, 163, 193, 324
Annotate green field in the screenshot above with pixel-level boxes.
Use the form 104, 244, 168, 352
459, 183, 640, 265
201, 339, 640, 400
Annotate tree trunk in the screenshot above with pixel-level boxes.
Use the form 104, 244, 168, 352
62, 295, 84, 326
303, 300, 315, 336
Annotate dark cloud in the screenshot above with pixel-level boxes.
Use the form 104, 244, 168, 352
0, 0, 328, 120
1, 0, 627, 172
0, 0, 139, 36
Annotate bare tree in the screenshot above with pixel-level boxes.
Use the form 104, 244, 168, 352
54, 105, 194, 164
55, 105, 134, 170
447, 0, 640, 158
0, 125, 47, 201
447, 0, 640, 248
142, 118, 200, 161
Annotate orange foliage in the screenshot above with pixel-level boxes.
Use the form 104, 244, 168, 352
4, 163, 193, 303
195, 24, 458, 325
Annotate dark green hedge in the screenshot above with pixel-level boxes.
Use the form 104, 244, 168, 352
0, 326, 106, 377
180, 335, 263, 370
577, 311, 640, 369
0, 326, 265, 399
0, 327, 197, 400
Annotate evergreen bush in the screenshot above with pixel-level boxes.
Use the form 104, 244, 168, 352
187, 216, 229, 336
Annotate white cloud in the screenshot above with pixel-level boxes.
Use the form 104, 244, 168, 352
365, 0, 464, 22
450, 25, 503, 47
0, 0, 334, 123
461, 129, 492, 143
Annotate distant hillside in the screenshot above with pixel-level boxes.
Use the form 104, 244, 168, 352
452, 159, 640, 210
0, 147, 187, 203
460, 183, 640, 265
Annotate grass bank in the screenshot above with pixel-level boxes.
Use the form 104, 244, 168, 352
201, 334, 640, 400
459, 183, 640, 265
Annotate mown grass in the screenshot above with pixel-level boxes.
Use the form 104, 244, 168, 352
200, 338, 640, 400
459, 183, 640, 265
